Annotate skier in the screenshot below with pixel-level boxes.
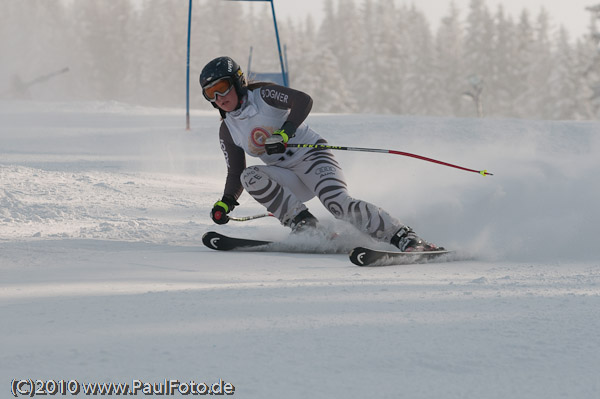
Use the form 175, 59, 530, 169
201, 56, 442, 252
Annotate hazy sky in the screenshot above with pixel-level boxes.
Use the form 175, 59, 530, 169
268, 0, 595, 39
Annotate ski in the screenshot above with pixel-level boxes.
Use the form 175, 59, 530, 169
204, 231, 455, 266
349, 246, 454, 267
203, 231, 350, 254
203, 231, 272, 251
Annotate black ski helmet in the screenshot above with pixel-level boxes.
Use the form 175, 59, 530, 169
199, 56, 247, 103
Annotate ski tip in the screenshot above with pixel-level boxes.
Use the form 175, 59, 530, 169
349, 247, 372, 266
202, 231, 225, 250
202, 231, 273, 251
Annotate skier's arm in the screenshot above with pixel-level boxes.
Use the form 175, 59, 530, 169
261, 85, 313, 154
260, 84, 313, 132
211, 123, 245, 225
219, 122, 245, 201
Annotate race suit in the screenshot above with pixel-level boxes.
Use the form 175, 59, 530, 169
218, 84, 403, 242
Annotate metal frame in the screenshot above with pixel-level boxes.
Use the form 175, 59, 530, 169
185, 0, 288, 129
185, 0, 193, 130
226, 0, 288, 86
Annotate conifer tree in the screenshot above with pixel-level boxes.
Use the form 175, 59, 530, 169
2, 0, 597, 120
435, 2, 465, 116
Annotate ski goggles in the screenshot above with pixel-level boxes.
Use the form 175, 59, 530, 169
202, 78, 233, 102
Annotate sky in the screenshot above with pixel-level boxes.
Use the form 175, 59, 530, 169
270, 0, 596, 39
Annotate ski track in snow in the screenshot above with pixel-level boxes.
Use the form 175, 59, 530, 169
1, 165, 211, 242
1, 101, 599, 398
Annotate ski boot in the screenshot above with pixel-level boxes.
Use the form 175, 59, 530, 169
288, 209, 319, 234
391, 226, 444, 252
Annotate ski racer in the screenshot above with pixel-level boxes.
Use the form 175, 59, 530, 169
200, 56, 442, 252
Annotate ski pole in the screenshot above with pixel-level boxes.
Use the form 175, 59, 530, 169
287, 143, 493, 176
229, 212, 274, 222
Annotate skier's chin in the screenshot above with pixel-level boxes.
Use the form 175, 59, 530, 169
217, 101, 235, 112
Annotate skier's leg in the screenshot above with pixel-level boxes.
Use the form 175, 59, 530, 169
294, 146, 403, 242
240, 165, 316, 227
294, 146, 443, 250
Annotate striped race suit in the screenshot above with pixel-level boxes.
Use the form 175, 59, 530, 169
218, 84, 404, 242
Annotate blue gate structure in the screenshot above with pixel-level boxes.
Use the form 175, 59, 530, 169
247, 45, 289, 86
185, 0, 288, 129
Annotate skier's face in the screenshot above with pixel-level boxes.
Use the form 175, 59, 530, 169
214, 86, 238, 112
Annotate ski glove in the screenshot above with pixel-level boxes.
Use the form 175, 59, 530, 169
210, 194, 239, 225
265, 121, 297, 155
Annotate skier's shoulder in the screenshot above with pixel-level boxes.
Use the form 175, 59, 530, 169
219, 120, 235, 143
251, 83, 310, 109
259, 84, 291, 104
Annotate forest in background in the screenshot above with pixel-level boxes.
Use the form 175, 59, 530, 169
1, 0, 600, 119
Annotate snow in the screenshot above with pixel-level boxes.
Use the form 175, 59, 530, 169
1, 101, 599, 398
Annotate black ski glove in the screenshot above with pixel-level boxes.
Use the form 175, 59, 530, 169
210, 194, 239, 225
265, 121, 297, 155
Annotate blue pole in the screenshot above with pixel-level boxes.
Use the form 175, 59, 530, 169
269, 0, 288, 86
185, 0, 193, 130
225, 0, 288, 86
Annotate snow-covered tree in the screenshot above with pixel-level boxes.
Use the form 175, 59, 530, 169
582, 4, 600, 117
298, 0, 355, 113
435, 2, 465, 116
530, 8, 554, 119
463, 0, 494, 116
549, 27, 580, 119
511, 10, 536, 118
2, 0, 597, 120
489, 5, 517, 117
402, 5, 437, 115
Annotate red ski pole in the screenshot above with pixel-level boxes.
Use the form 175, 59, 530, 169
287, 143, 493, 176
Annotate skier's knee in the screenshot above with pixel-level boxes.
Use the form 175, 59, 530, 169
241, 166, 267, 190
322, 193, 354, 220
325, 201, 345, 220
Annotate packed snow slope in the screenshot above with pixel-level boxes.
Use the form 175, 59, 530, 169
1, 101, 599, 398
